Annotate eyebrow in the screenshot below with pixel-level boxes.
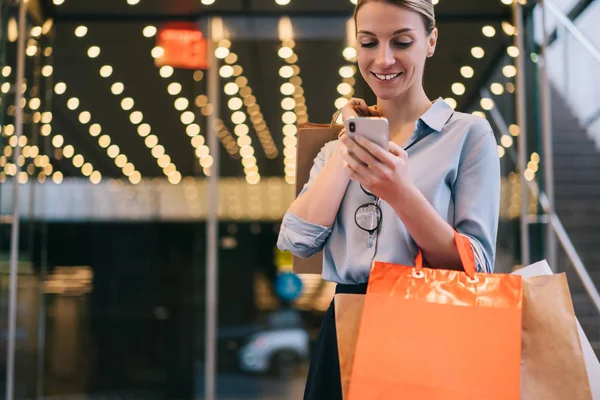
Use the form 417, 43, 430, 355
357, 28, 414, 36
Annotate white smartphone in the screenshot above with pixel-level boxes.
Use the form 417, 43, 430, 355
344, 117, 390, 149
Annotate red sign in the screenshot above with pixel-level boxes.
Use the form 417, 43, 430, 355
155, 23, 208, 70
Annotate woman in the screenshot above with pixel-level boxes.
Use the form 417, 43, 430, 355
277, 0, 500, 398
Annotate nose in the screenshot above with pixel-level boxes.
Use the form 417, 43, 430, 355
375, 44, 396, 69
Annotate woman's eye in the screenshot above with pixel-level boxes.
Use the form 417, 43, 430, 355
394, 42, 413, 49
360, 42, 377, 48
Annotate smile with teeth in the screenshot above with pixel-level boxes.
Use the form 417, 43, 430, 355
372, 72, 402, 81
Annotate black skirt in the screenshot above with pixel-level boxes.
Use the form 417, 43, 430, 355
303, 283, 368, 400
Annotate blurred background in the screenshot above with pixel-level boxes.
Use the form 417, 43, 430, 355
0, 0, 598, 398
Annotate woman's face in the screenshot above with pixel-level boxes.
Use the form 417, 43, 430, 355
356, 2, 437, 100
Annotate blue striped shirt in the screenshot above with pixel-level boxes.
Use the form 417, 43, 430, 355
277, 98, 500, 284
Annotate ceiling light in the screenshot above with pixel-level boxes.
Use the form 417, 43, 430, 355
175, 98, 189, 110
98, 135, 111, 148
480, 98, 495, 110
219, 65, 234, 78
482, 26, 496, 37
201, 0, 216, 4
63, 145, 74, 158
281, 98, 296, 110
507, 46, 520, 57
121, 97, 134, 110
279, 66, 294, 78
100, 65, 113, 77
41, 66, 53, 77
224, 82, 239, 95
280, 82, 295, 95
460, 66, 474, 78
502, 21, 516, 36
503, 65, 517, 78
87, 46, 100, 58
451, 82, 466, 96
111, 82, 124, 95
282, 111, 297, 124
151, 46, 164, 58
75, 26, 88, 37
235, 124, 249, 136
52, 171, 63, 184
127, 0, 140, 5
228, 97, 243, 110
29, 98, 41, 110
471, 47, 485, 59
343, 47, 357, 61
187, 124, 201, 137
232, 111, 246, 124
276, 0, 291, 5
143, 26, 157, 37
72, 154, 84, 168
181, 111, 195, 125
501, 0, 513, 4
107, 145, 120, 158
31, 26, 42, 37
79, 111, 91, 124
168, 82, 182, 95
160, 65, 174, 78
90, 171, 102, 184
215, 47, 230, 59
90, 124, 101, 136
278, 47, 294, 59
339, 66, 355, 78
337, 83, 352, 96
26, 45, 38, 57
130, 111, 143, 124
53, 0, 65, 4
115, 154, 128, 167
2, 66, 11, 77
501, 135, 513, 147
490, 83, 504, 95
67, 97, 80, 110
138, 123, 151, 137
52, 135, 64, 148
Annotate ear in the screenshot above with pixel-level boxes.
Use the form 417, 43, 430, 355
427, 27, 438, 58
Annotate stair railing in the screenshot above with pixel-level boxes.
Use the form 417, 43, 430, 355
482, 87, 600, 314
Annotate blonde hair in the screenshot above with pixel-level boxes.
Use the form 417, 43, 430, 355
353, 0, 436, 35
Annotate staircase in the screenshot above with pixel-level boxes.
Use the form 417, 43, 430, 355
551, 86, 600, 356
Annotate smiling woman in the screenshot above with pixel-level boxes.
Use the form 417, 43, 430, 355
277, 0, 501, 398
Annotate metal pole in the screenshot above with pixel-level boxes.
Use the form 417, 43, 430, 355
6, 1, 27, 399
538, 0, 557, 271
204, 17, 220, 400
562, 26, 569, 97
513, 1, 530, 266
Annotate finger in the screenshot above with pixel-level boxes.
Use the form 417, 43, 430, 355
352, 134, 395, 167
348, 98, 370, 117
388, 141, 407, 158
342, 134, 380, 167
367, 105, 380, 117
342, 144, 370, 174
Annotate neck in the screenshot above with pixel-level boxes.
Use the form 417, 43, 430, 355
376, 84, 432, 136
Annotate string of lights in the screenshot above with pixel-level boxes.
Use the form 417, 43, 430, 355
74, 25, 182, 184
53, 82, 142, 184
278, 17, 308, 185
143, 26, 217, 178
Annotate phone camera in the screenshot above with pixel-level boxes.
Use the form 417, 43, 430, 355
349, 122, 356, 133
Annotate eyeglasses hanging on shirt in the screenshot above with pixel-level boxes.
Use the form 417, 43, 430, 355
353, 135, 428, 237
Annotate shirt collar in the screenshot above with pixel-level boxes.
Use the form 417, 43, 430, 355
418, 97, 455, 133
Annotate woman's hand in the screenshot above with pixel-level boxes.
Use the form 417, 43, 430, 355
341, 98, 379, 123
339, 134, 413, 203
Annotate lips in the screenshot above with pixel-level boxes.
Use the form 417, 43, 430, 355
371, 72, 402, 82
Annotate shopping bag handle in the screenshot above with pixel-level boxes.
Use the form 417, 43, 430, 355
414, 231, 477, 279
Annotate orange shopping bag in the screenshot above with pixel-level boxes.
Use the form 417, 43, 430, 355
348, 232, 523, 400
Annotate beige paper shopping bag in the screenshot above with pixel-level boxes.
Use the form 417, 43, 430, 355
334, 294, 365, 400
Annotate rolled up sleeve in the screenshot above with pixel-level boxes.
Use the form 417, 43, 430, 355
277, 142, 335, 258
277, 211, 333, 258
453, 129, 501, 273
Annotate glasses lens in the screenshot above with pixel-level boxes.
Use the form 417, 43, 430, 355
355, 204, 381, 231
